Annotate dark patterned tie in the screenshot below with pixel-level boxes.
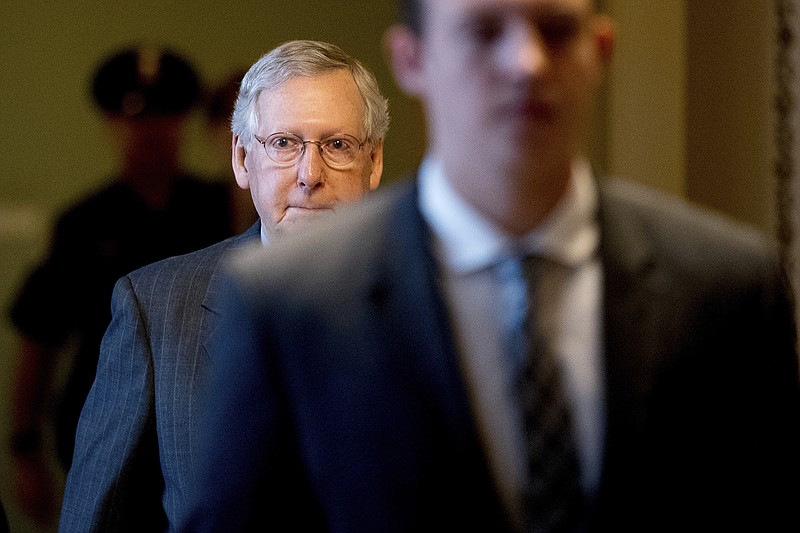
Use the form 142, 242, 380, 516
517, 255, 585, 532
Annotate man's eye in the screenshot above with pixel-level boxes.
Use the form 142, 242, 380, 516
327, 138, 351, 151
271, 137, 296, 150
539, 16, 580, 47
466, 19, 503, 44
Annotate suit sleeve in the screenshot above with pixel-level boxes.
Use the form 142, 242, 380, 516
58, 275, 166, 532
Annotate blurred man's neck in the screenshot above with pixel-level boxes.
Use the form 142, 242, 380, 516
441, 155, 573, 236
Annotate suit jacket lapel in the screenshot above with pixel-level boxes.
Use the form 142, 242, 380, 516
370, 183, 477, 436
202, 221, 262, 361
364, 182, 509, 526
202, 221, 262, 313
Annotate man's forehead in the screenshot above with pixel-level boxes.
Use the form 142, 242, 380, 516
259, 70, 356, 102
253, 70, 365, 133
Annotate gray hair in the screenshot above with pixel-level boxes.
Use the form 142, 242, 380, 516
232, 40, 389, 148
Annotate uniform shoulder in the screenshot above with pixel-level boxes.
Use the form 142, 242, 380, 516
54, 182, 128, 224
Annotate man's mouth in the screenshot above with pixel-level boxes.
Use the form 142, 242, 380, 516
286, 205, 334, 213
282, 206, 334, 221
506, 99, 557, 122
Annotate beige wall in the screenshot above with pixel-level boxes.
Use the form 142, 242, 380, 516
604, 1, 688, 197
603, 0, 777, 234
685, 0, 777, 231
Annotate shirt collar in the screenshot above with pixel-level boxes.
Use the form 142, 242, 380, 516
260, 225, 269, 246
418, 155, 599, 273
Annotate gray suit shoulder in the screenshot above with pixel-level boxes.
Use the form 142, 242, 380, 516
126, 224, 260, 288
599, 178, 777, 272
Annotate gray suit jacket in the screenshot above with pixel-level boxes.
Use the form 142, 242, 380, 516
59, 223, 260, 532
181, 179, 799, 532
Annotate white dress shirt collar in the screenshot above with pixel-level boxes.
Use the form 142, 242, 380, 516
418, 155, 599, 270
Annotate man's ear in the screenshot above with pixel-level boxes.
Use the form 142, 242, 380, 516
592, 15, 616, 69
367, 139, 384, 191
384, 25, 426, 96
232, 134, 250, 190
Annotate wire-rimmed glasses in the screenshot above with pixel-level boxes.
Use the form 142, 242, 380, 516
254, 131, 368, 167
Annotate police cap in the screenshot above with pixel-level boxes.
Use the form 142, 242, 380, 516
92, 45, 200, 117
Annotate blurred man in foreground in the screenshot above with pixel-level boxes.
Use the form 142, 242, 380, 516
182, 1, 800, 531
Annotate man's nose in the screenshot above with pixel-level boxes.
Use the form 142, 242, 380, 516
297, 142, 325, 190
499, 24, 550, 78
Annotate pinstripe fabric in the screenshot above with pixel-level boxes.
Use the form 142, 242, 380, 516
58, 223, 260, 533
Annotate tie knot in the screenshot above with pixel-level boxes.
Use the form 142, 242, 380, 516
495, 254, 531, 314
496, 253, 546, 303
495, 252, 548, 390
523, 253, 551, 283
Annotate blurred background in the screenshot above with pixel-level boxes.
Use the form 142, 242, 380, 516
0, 1, 789, 531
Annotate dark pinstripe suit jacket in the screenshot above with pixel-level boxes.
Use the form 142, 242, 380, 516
58, 223, 260, 532
181, 179, 800, 532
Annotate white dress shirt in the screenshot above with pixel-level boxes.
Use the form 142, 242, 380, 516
417, 156, 605, 527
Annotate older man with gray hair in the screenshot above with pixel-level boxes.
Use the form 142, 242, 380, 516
58, 40, 388, 532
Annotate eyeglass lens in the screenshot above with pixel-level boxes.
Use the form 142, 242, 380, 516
260, 133, 363, 166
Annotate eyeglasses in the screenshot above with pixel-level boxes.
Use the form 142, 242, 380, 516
254, 131, 368, 167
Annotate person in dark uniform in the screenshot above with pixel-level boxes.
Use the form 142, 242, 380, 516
8, 45, 234, 527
